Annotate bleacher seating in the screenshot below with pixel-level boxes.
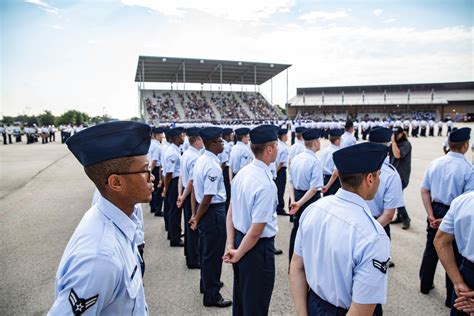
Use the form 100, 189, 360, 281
142, 90, 283, 123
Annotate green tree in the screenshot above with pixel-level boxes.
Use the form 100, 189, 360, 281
37, 110, 56, 126
129, 116, 142, 122
55, 110, 90, 126
1, 116, 14, 125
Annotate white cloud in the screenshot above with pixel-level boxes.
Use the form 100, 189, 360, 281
384, 18, 397, 24
50, 24, 64, 30
299, 10, 349, 23
373, 9, 383, 17
25, 0, 59, 15
121, 0, 295, 22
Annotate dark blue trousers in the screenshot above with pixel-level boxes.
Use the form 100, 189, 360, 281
308, 289, 382, 315
198, 203, 226, 305
223, 166, 231, 213
233, 230, 275, 316
183, 193, 199, 267
289, 190, 320, 262
323, 174, 341, 196
451, 259, 474, 316
275, 167, 287, 214
150, 166, 161, 213
167, 177, 182, 245
307, 289, 348, 316
420, 202, 462, 306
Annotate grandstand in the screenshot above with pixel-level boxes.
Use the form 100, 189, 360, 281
135, 56, 290, 123
288, 82, 474, 121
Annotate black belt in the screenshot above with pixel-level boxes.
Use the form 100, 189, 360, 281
463, 257, 474, 270
309, 289, 348, 315
432, 201, 449, 208
209, 202, 226, 208
236, 230, 275, 241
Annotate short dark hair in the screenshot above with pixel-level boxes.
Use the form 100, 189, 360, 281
329, 135, 340, 144
188, 135, 200, 145
251, 141, 276, 157
237, 134, 247, 142
339, 171, 376, 190
448, 140, 467, 152
84, 156, 135, 193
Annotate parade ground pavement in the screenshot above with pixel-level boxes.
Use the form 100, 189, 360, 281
1, 123, 473, 315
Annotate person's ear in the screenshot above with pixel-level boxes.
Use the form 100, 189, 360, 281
107, 175, 123, 192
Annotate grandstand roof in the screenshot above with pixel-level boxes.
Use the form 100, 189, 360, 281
135, 56, 291, 85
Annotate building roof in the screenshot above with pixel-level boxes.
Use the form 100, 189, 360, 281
289, 82, 474, 106
135, 56, 291, 85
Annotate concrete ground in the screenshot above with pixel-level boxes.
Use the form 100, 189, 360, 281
0, 125, 472, 315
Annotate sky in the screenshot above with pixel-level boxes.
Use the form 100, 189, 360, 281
1, 0, 473, 119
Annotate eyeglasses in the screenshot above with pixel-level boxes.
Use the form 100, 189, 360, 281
106, 169, 152, 184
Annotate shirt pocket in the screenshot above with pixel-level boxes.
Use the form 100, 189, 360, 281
126, 265, 142, 314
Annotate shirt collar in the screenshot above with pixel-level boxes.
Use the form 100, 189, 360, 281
188, 145, 200, 154
97, 195, 137, 243
335, 188, 372, 217
447, 151, 465, 159
304, 148, 315, 155
205, 150, 220, 163
252, 159, 273, 180
330, 144, 339, 150
171, 143, 180, 151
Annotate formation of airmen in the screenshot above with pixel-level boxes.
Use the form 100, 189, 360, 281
47, 118, 473, 315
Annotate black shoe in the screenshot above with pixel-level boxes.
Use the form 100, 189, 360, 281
170, 240, 184, 247
420, 284, 435, 294
388, 261, 395, 268
155, 211, 164, 217
391, 217, 402, 224
187, 264, 200, 269
219, 281, 224, 288
275, 249, 283, 255
204, 297, 232, 308
402, 218, 411, 230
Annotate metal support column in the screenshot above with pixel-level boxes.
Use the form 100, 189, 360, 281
183, 62, 186, 92
254, 65, 257, 93
220, 64, 223, 93
271, 78, 273, 104
286, 69, 289, 114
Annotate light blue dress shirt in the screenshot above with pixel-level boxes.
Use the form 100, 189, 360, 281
340, 131, 356, 148
294, 189, 391, 309
148, 139, 162, 167
366, 158, 404, 218
193, 150, 226, 204
421, 152, 473, 205
218, 140, 232, 167
439, 191, 474, 262
277, 140, 289, 168
289, 149, 323, 191
180, 146, 201, 187
161, 143, 168, 176
229, 141, 253, 174
288, 140, 305, 163
49, 196, 147, 315
231, 159, 278, 238
320, 144, 339, 176
164, 143, 181, 178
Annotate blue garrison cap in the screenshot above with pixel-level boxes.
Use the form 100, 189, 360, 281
449, 127, 471, 142
369, 127, 393, 143
302, 128, 321, 141
199, 127, 223, 140
329, 129, 344, 137
345, 120, 354, 128
152, 126, 165, 134
186, 127, 201, 137
165, 127, 184, 137
278, 128, 288, 136
333, 142, 388, 174
235, 127, 250, 136
250, 125, 278, 144
295, 127, 307, 134
222, 128, 233, 136
66, 121, 151, 167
